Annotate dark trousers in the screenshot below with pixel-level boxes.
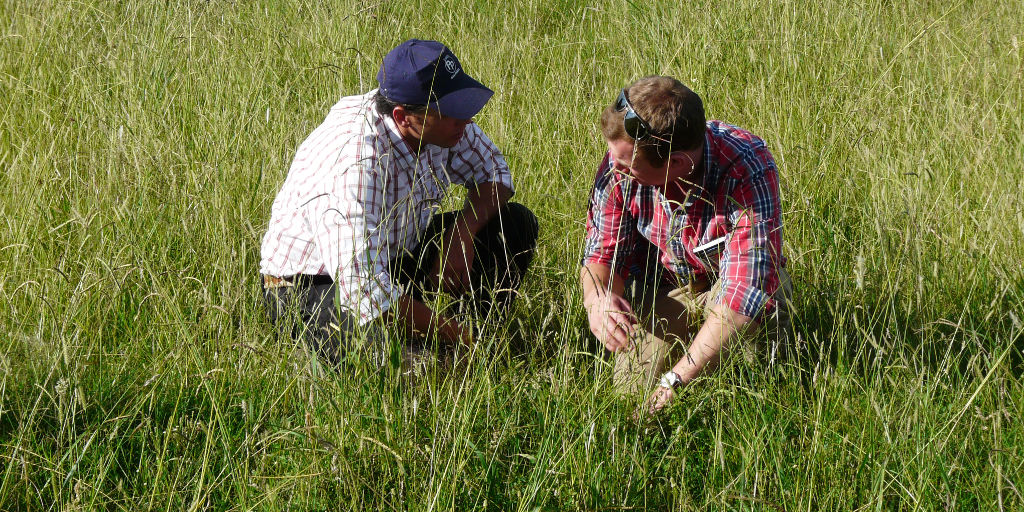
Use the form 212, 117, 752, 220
262, 202, 539, 365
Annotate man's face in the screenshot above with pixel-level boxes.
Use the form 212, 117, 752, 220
607, 138, 669, 186
607, 138, 702, 187
403, 109, 472, 149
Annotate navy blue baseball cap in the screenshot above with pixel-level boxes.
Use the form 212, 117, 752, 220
376, 39, 494, 120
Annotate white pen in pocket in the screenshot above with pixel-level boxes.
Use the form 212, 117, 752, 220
693, 235, 728, 272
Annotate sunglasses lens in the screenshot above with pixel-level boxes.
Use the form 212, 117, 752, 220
623, 113, 647, 140
614, 91, 628, 112
615, 88, 652, 140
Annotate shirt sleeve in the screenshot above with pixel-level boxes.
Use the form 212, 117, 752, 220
307, 154, 402, 325
582, 154, 637, 277
445, 123, 515, 191
715, 146, 784, 319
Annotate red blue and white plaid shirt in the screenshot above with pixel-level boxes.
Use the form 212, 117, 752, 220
583, 121, 786, 319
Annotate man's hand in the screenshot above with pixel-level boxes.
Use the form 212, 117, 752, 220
439, 315, 474, 348
586, 292, 638, 352
431, 221, 475, 295
643, 385, 676, 416
580, 263, 637, 352
390, 295, 474, 347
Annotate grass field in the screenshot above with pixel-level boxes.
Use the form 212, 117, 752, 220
2, 0, 1022, 509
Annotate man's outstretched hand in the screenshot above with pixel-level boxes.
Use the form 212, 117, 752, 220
586, 293, 638, 352
392, 295, 474, 348
643, 385, 676, 416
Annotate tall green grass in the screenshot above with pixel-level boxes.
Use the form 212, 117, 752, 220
1, 0, 1021, 509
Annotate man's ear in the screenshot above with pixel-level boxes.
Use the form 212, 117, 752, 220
668, 148, 700, 176
392, 106, 410, 127
668, 151, 693, 172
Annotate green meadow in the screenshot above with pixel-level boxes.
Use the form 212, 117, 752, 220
2, 0, 1022, 509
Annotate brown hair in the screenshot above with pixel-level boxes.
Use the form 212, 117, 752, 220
600, 76, 705, 166
374, 91, 428, 119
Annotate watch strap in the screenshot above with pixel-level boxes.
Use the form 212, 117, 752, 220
659, 371, 683, 390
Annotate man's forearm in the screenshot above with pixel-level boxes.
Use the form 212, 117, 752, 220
670, 303, 753, 383
579, 263, 625, 309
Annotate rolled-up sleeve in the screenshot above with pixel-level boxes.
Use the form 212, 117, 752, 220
715, 148, 784, 319
582, 159, 637, 278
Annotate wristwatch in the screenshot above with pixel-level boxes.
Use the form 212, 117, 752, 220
659, 371, 684, 391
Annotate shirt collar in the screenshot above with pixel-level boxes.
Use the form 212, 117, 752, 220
699, 126, 725, 194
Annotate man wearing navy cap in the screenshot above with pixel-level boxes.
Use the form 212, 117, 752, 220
260, 39, 538, 365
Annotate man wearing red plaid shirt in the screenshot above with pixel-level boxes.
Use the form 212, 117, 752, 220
580, 76, 792, 414
260, 40, 537, 366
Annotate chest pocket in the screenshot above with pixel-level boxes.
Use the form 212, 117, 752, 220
665, 208, 690, 267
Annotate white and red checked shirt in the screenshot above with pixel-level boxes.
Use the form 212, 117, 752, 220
583, 121, 785, 319
260, 90, 514, 324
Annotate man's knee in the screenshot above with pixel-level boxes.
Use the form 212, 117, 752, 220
497, 202, 539, 252
612, 332, 680, 394
465, 203, 539, 314
477, 202, 539, 277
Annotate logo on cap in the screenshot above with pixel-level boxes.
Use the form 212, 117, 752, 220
377, 39, 493, 119
443, 55, 461, 79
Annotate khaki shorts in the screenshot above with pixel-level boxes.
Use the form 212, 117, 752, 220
613, 268, 794, 394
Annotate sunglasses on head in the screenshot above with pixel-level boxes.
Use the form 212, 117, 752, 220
614, 88, 663, 141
